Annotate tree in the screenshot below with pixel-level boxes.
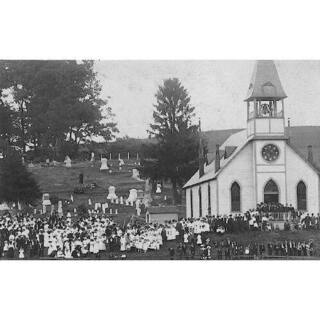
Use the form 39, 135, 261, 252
0, 151, 41, 205
141, 78, 199, 204
0, 60, 118, 157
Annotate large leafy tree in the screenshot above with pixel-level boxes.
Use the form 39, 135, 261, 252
141, 78, 199, 204
0, 60, 118, 156
0, 151, 41, 205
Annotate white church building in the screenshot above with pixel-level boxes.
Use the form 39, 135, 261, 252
184, 60, 320, 218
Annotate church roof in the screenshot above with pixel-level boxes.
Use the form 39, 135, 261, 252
184, 130, 248, 188
183, 129, 320, 189
245, 60, 287, 101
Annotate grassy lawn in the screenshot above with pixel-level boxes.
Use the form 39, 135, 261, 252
29, 160, 146, 208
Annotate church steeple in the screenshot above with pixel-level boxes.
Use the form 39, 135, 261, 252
245, 60, 287, 102
245, 60, 287, 138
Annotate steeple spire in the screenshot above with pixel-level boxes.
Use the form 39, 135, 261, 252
245, 60, 287, 138
245, 60, 287, 102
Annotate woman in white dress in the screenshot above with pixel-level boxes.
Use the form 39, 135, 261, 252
64, 242, 72, 259
93, 237, 100, 257
184, 233, 189, 244
19, 248, 24, 259
197, 234, 202, 245
120, 235, 126, 252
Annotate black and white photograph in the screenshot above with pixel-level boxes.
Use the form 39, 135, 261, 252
1, 1, 320, 320
1, 59, 320, 261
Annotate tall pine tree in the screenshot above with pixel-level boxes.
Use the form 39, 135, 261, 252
141, 78, 199, 204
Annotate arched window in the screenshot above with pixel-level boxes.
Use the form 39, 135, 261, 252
231, 182, 240, 212
264, 179, 279, 203
297, 181, 307, 211
198, 186, 202, 217
208, 184, 211, 215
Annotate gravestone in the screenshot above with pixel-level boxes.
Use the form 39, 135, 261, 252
42, 193, 51, 214
88, 198, 92, 206
137, 189, 144, 200
107, 185, 118, 200
65, 156, 72, 168
90, 152, 95, 162
120, 196, 124, 205
156, 183, 162, 194
128, 189, 137, 203
132, 168, 141, 180
100, 157, 109, 171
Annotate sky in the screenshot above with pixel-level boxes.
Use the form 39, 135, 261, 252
94, 60, 320, 138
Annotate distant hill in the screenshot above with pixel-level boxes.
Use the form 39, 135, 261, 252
203, 126, 320, 168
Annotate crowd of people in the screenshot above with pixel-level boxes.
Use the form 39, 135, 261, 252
0, 200, 319, 259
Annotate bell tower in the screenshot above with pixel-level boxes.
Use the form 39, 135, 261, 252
245, 60, 287, 138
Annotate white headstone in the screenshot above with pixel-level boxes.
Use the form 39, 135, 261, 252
90, 152, 95, 162
115, 209, 118, 215
107, 185, 118, 200
88, 198, 92, 206
65, 156, 71, 168
115, 198, 119, 204
156, 183, 162, 194
132, 168, 141, 180
136, 207, 141, 216
120, 196, 124, 205
70, 194, 74, 202
42, 193, 51, 206
109, 208, 112, 215
100, 157, 109, 171
128, 189, 138, 202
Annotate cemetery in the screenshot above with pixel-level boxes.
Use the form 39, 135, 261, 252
25, 154, 174, 226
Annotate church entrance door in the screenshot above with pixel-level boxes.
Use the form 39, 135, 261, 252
264, 179, 279, 204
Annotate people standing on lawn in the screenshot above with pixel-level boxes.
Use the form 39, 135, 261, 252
0, 201, 319, 259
